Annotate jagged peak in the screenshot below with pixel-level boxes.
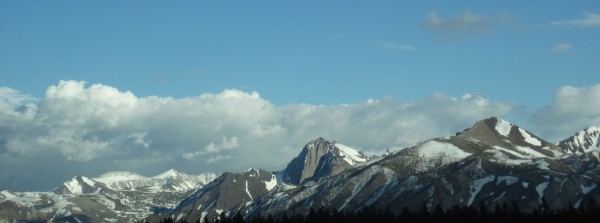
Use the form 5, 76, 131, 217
459, 117, 534, 139
244, 168, 260, 175
332, 142, 368, 165
559, 126, 600, 154
457, 117, 564, 157
305, 137, 364, 156
458, 117, 510, 138
576, 126, 600, 136
52, 175, 104, 194
153, 169, 185, 179
305, 137, 331, 149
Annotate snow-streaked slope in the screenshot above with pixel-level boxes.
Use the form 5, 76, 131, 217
52, 176, 107, 195
519, 128, 542, 146
94, 169, 218, 192
559, 127, 600, 154
417, 140, 471, 161
334, 143, 368, 165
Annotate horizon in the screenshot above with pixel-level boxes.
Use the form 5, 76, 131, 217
1, 0, 600, 191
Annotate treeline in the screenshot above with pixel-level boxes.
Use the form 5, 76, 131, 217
158, 200, 600, 223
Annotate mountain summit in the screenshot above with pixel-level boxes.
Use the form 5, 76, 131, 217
458, 117, 564, 157
559, 127, 600, 154
281, 137, 369, 185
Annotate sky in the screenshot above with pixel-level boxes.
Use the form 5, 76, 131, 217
0, 0, 599, 191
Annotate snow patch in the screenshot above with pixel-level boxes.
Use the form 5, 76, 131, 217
82, 176, 96, 187
487, 148, 532, 166
519, 128, 542, 146
492, 192, 506, 203
153, 169, 180, 179
104, 218, 118, 223
494, 146, 527, 158
495, 119, 513, 136
496, 176, 519, 186
264, 174, 277, 191
418, 140, 471, 161
200, 212, 209, 222
535, 182, 550, 203
0, 191, 44, 206
514, 146, 547, 158
535, 160, 550, 170
335, 143, 367, 165
575, 198, 583, 209
66, 178, 83, 194
468, 175, 495, 206
581, 183, 597, 195
245, 181, 253, 200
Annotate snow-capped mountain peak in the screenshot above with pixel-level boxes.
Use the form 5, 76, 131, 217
494, 117, 513, 137
153, 169, 182, 179
52, 175, 106, 194
559, 127, 600, 154
458, 117, 562, 157
334, 142, 368, 165
281, 137, 370, 185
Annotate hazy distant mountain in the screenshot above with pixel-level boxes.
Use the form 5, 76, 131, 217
0, 169, 217, 222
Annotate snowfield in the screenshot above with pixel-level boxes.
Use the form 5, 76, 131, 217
495, 119, 513, 137
335, 143, 367, 165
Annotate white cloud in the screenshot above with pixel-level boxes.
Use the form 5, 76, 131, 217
551, 12, 600, 27
183, 136, 240, 160
378, 41, 416, 51
532, 84, 600, 141
4, 80, 600, 191
551, 42, 572, 53
0, 87, 37, 105
0, 87, 38, 117
0, 80, 516, 190
424, 11, 492, 33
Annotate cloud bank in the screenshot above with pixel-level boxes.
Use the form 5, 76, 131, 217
1, 81, 599, 190
532, 84, 600, 141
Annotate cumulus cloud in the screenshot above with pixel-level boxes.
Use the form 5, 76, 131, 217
532, 84, 600, 141
0, 80, 516, 190
0, 87, 37, 105
183, 136, 240, 160
424, 11, 492, 33
0, 87, 38, 116
551, 42, 572, 53
551, 12, 600, 27
378, 41, 416, 51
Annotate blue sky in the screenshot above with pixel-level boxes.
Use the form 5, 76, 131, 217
1, 1, 600, 190
2, 0, 598, 106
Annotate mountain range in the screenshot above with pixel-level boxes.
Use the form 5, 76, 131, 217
1, 117, 599, 223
